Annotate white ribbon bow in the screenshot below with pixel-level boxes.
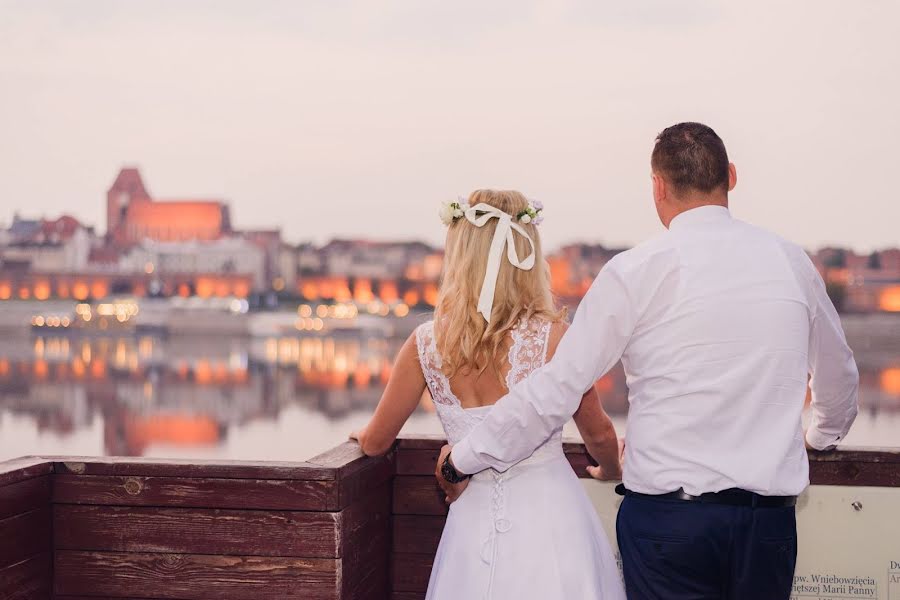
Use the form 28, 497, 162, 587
464, 203, 536, 323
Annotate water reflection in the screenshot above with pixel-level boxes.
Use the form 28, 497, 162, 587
0, 326, 898, 461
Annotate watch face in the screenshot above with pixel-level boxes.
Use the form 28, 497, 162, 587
441, 457, 461, 483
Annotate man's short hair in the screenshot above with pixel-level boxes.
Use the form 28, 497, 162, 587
651, 122, 730, 196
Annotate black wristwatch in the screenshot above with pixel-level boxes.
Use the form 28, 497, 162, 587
441, 453, 470, 484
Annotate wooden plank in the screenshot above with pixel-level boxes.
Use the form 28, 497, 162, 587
395, 448, 442, 477
49, 456, 333, 481
0, 458, 52, 488
390, 553, 433, 593
0, 475, 50, 520
53, 474, 334, 511
810, 460, 900, 487
395, 435, 446, 451
392, 515, 445, 555
54, 550, 339, 600
809, 447, 900, 464
336, 451, 395, 510
308, 442, 368, 470
392, 477, 447, 516
0, 507, 51, 570
309, 442, 395, 510
0, 552, 51, 600
54, 505, 341, 558
339, 484, 392, 600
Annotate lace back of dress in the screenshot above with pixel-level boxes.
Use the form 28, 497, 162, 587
415, 317, 553, 445
505, 316, 553, 389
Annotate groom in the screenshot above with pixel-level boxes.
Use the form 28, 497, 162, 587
438, 122, 859, 599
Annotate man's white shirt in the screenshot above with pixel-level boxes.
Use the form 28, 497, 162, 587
452, 205, 859, 496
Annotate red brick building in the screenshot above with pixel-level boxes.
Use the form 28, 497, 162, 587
106, 168, 231, 245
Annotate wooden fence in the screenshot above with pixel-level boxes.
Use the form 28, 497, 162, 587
0, 438, 898, 600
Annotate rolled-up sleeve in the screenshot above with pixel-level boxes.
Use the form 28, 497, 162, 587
804, 263, 859, 451
451, 265, 636, 475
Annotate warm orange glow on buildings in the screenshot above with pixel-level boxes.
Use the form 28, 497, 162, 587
404, 289, 420, 306
214, 280, 230, 297
195, 278, 214, 298
33, 280, 50, 300
379, 281, 399, 303
881, 368, 900, 395
354, 279, 375, 304
880, 287, 900, 312
72, 282, 89, 300
423, 283, 439, 307
107, 168, 228, 244
90, 280, 108, 299
0, 282, 11, 300
123, 200, 224, 243
232, 281, 250, 298
354, 364, 372, 388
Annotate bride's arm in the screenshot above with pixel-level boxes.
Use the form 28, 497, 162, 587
353, 333, 427, 456
550, 322, 622, 479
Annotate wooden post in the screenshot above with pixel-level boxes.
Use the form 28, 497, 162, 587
0, 457, 53, 600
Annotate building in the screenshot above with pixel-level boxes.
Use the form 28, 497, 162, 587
120, 238, 266, 293
0, 215, 93, 276
811, 248, 900, 313
106, 168, 231, 245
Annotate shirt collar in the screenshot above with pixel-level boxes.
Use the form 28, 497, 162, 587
668, 205, 731, 231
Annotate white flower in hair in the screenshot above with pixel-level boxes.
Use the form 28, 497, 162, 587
439, 202, 455, 226
516, 198, 545, 225
439, 198, 469, 226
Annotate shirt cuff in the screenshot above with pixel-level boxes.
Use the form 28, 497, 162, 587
450, 437, 483, 475
805, 427, 840, 451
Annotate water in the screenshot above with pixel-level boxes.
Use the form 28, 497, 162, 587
0, 315, 898, 462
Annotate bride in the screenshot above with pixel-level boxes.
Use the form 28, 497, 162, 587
352, 190, 626, 599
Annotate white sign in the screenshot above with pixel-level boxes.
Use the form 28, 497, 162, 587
581, 482, 900, 599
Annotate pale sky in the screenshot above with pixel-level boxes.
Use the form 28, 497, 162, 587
1, 0, 897, 251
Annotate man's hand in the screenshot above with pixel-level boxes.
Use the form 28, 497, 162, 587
435, 444, 469, 504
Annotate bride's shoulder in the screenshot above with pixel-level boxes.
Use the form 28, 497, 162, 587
543, 318, 569, 362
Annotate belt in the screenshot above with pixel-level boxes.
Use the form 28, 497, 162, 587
615, 484, 797, 508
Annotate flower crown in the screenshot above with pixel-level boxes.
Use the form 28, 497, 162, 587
439, 197, 544, 227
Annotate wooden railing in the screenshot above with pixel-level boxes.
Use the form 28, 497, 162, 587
0, 439, 898, 600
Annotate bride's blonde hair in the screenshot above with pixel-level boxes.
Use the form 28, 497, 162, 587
434, 189, 564, 384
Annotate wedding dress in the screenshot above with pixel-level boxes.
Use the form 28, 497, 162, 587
416, 316, 626, 600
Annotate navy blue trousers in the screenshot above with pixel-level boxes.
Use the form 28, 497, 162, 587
617, 494, 797, 600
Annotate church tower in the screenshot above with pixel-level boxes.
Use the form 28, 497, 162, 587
106, 167, 150, 242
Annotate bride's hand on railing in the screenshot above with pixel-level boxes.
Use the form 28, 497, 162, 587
586, 437, 625, 481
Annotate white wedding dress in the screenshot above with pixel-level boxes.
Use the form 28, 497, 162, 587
416, 316, 626, 600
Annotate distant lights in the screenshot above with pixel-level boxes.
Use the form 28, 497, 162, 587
295, 317, 326, 332
229, 299, 249, 314
31, 314, 71, 328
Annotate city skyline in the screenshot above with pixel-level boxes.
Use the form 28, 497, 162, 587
3, 163, 897, 255
1, 1, 898, 252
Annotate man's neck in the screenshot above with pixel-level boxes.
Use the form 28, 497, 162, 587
666, 197, 728, 228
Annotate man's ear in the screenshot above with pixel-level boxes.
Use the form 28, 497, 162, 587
652, 173, 666, 205
727, 163, 737, 192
